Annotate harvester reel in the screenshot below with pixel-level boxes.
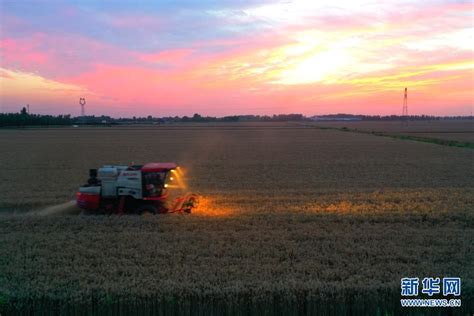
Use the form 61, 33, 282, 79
171, 192, 199, 213
182, 194, 199, 213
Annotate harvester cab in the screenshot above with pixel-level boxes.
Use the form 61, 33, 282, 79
76, 162, 198, 215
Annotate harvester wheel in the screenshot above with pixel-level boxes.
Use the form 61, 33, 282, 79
137, 204, 157, 216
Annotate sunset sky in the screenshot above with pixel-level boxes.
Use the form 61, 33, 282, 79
0, 0, 473, 117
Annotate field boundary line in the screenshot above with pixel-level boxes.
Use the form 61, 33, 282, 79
303, 124, 474, 149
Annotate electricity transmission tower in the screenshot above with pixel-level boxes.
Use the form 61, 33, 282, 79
79, 97, 86, 117
402, 88, 408, 125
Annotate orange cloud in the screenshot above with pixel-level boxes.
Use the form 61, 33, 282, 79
0, 68, 90, 114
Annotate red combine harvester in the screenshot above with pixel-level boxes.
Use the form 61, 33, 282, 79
76, 162, 198, 215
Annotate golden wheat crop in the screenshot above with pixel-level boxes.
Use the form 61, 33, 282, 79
0, 123, 473, 315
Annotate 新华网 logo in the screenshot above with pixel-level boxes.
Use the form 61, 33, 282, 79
400, 277, 461, 308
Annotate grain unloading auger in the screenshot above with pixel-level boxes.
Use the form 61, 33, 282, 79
76, 163, 199, 215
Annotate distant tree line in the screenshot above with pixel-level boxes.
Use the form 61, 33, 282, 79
113, 113, 309, 124
1, 107, 472, 127
310, 114, 473, 121
0, 107, 73, 127
161, 113, 308, 123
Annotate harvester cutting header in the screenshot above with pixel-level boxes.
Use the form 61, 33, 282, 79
76, 162, 198, 215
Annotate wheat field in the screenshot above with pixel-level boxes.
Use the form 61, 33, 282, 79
310, 120, 474, 143
0, 123, 473, 315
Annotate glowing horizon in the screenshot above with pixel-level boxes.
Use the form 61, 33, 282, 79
0, 1, 473, 117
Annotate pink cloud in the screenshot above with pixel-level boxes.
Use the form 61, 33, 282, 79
0, 37, 49, 67
140, 49, 195, 65
64, 64, 190, 105
0, 32, 139, 79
